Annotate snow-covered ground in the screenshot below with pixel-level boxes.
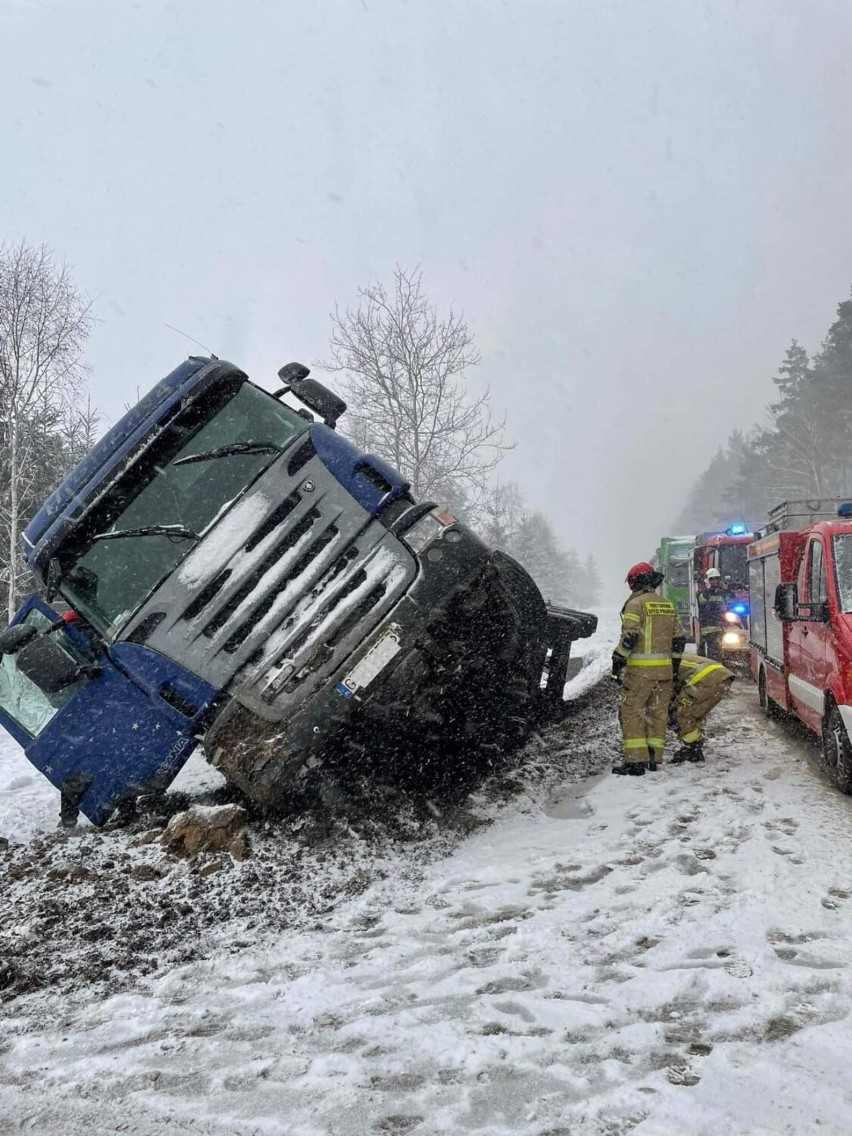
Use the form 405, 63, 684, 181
564, 606, 620, 701
5, 676, 852, 1134
0, 731, 60, 843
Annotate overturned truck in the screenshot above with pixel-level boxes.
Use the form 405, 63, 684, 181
0, 358, 596, 825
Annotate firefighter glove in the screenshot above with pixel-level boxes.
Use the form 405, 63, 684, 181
610, 653, 627, 682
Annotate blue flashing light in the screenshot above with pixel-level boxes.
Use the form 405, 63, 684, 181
727, 523, 748, 536
838, 503, 852, 518
732, 603, 748, 616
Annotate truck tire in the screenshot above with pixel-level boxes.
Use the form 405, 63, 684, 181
758, 666, 782, 721
822, 701, 852, 796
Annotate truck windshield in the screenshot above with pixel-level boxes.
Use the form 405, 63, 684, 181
57, 380, 309, 638
666, 548, 690, 587
833, 535, 852, 613
719, 544, 749, 590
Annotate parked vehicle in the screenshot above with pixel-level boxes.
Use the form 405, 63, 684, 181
748, 499, 852, 791
652, 535, 694, 633
0, 356, 596, 825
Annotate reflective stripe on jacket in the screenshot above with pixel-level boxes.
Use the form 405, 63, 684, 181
675, 654, 734, 693
697, 587, 734, 629
615, 589, 683, 674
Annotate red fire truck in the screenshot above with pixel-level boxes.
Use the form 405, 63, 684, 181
688, 526, 753, 654
748, 499, 852, 792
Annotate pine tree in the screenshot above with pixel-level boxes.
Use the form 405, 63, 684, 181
672, 432, 750, 533
576, 554, 603, 607
809, 299, 852, 492
506, 512, 576, 605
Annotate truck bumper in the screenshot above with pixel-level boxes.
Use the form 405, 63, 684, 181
203, 525, 509, 808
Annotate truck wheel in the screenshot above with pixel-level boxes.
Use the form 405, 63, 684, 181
823, 702, 852, 795
758, 667, 782, 720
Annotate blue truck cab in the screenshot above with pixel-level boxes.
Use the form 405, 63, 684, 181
0, 357, 596, 825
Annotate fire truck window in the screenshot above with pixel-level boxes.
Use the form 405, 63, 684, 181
808, 540, 827, 605
833, 536, 852, 613
718, 545, 748, 590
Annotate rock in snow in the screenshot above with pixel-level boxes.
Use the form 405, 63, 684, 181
160, 803, 251, 860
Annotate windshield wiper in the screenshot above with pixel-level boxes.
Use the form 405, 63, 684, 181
172, 441, 284, 467
91, 524, 200, 543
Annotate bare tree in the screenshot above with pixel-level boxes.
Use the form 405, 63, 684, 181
0, 243, 93, 616
322, 267, 509, 517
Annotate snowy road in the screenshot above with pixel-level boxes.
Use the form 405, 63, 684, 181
5, 680, 852, 1135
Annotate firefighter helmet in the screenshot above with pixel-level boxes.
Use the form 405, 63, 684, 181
626, 561, 662, 589
705, 567, 722, 580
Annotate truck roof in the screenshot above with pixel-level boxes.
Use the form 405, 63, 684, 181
696, 532, 753, 548
23, 356, 238, 580
749, 519, 852, 558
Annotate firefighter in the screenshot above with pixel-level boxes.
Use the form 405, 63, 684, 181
670, 654, 734, 764
611, 562, 686, 776
696, 567, 734, 660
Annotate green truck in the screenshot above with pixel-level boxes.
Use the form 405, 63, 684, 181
652, 535, 694, 635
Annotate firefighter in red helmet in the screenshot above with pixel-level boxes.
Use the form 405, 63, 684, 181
611, 562, 686, 776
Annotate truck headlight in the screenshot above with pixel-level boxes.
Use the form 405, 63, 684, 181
403, 506, 455, 554
722, 631, 743, 646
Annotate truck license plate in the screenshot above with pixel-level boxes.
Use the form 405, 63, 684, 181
338, 625, 402, 696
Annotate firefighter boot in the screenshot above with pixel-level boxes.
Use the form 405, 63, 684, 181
58, 772, 91, 830
647, 747, 660, 772
671, 742, 705, 765
59, 791, 79, 829
612, 761, 647, 776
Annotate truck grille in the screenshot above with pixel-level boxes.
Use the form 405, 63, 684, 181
124, 445, 416, 720
201, 508, 324, 639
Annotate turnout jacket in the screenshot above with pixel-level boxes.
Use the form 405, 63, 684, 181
614, 587, 685, 679
696, 585, 735, 633
673, 654, 734, 694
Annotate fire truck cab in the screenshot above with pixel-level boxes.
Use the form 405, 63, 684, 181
688, 526, 752, 650
749, 500, 852, 793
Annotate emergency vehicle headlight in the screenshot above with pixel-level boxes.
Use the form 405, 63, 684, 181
724, 612, 739, 624
722, 631, 743, 646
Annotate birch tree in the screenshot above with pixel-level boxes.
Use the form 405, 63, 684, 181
0, 243, 93, 616
323, 267, 509, 518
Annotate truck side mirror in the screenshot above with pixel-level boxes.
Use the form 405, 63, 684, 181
811, 601, 830, 624
775, 582, 799, 622
0, 624, 38, 655
290, 377, 347, 429
275, 364, 347, 429
16, 635, 87, 693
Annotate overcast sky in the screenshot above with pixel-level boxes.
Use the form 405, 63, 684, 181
4, 0, 852, 595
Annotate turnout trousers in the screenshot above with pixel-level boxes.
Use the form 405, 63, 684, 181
620, 669, 673, 763
676, 675, 734, 744
699, 630, 724, 661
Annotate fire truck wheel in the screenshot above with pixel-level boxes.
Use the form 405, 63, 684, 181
758, 667, 782, 720
822, 701, 852, 796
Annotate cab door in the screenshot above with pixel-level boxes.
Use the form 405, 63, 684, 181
789, 539, 829, 732
0, 597, 208, 825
